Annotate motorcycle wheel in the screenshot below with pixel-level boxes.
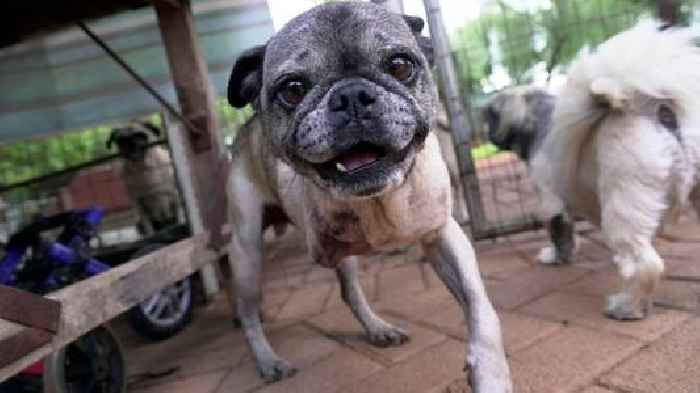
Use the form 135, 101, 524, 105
43, 325, 126, 393
127, 243, 194, 341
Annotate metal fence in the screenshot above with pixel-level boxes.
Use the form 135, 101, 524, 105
453, 0, 698, 239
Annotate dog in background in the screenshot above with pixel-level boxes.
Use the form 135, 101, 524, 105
225, 3, 511, 390
529, 22, 700, 320
482, 86, 555, 164
107, 122, 181, 235
481, 86, 576, 265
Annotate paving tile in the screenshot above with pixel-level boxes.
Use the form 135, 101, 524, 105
303, 267, 338, 284
475, 250, 532, 281
509, 326, 642, 393
376, 263, 434, 300
415, 299, 562, 353
338, 340, 466, 393
600, 317, 700, 393
440, 378, 471, 393
654, 278, 700, 312
127, 338, 248, 388
562, 268, 618, 298
486, 265, 591, 310
562, 267, 699, 312
130, 370, 228, 393
579, 387, 616, 393
572, 237, 613, 270
377, 285, 453, 320
309, 307, 447, 365
125, 300, 249, 387
500, 312, 562, 352
323, 273, 379, 311
666, 253, 700, 277
254, 348, 382, 393
220, 324, 343, 392
519, 291, 693, 341
276, 282, 334, 320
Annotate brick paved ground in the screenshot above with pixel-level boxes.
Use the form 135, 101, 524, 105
114, 213, 700, 393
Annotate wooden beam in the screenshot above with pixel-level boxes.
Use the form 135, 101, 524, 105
154, 0, 231, 298
154, 0, 230, 252
0, 233, 218, 382
163, 111, 221, 298
0, 286, 60, 332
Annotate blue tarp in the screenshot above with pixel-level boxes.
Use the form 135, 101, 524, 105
0, 0, 274, 142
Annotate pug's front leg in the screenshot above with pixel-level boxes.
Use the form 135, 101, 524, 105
422, 219, 512, 393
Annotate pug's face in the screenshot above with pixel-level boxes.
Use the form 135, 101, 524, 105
111, 130, 150, 161
227, 2, 438, 198
107, 123, 161, 161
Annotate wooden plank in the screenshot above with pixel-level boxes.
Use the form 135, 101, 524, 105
0, 328, 53, 369
0, 286, 61, 332
0, 233, 217, 382
155, 0, 231, 298
154, 0, 229, 249
163, 111, 221, 298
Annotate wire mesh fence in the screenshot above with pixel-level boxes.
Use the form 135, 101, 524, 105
451, 0, 698, 239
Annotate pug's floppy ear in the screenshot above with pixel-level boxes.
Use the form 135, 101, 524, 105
228, 44, 267, 108
402, 15, 434, 66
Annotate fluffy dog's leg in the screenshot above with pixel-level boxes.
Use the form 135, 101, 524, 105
601, 192, 665, 321
539, 213, 577, 264
534, 180, 576, 265
228, 179, 296, 382
423, 219, 512, 393
336, 257, 409, 347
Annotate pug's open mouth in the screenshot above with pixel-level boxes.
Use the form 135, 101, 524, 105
313, 136, 419, 182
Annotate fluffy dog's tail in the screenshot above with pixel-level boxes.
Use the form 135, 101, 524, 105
535, 21, 700, 200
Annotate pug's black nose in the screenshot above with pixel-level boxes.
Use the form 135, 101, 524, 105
328, 83, 377, 122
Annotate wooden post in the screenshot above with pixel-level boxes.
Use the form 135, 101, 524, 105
422, 0, 487, 235
154, 0, 229, 298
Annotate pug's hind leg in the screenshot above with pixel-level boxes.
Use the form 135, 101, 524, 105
336, 257, 409, 347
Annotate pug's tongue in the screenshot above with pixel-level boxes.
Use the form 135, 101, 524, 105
336, 150, 378, 172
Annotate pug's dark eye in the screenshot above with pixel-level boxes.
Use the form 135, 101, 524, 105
278, 80, 307, 107
386, 55, 414, 82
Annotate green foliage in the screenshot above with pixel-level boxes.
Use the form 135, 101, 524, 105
471, 143, 502, 160
0, 126, 113, 187
0, 99, 252, 189
449, 0, 694, 98
216, 98, 253, 139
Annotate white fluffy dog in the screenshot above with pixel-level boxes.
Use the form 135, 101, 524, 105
531, 21, 700, 320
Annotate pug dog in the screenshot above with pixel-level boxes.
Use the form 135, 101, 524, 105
481, 86, 576, 264
107, 122, 181, 234
225, 3, 511, 391
482, 85, 555, 164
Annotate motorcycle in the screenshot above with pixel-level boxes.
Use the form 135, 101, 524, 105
0, 206, 194, 392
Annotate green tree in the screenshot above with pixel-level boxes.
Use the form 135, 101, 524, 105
450, 0, 695, 99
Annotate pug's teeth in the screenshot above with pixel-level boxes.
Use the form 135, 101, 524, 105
336, 162, 348, 173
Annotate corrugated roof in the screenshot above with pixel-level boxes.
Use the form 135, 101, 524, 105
0, 0, 273, 142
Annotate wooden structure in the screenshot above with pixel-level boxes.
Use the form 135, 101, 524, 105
0, 0, 230, 382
